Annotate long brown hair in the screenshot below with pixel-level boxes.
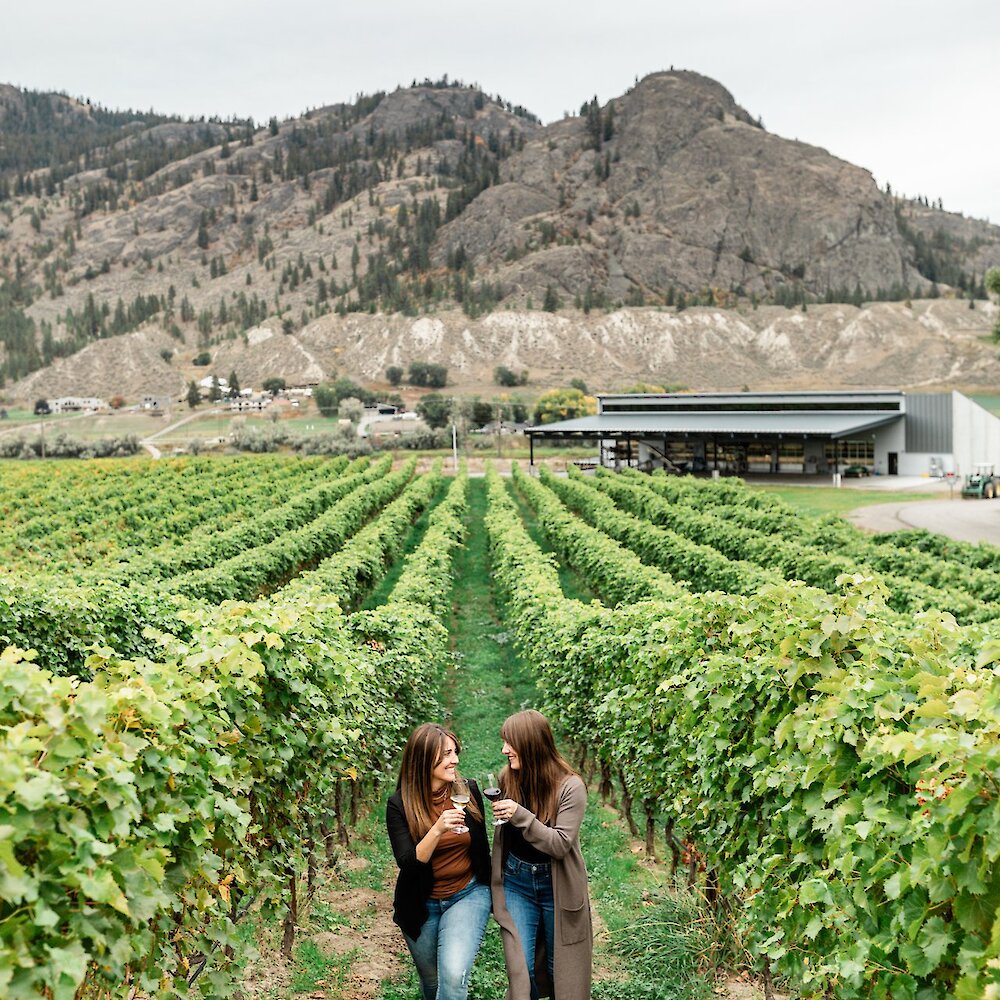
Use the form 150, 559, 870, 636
397, 723, 482, 840
500, 710, 576, 825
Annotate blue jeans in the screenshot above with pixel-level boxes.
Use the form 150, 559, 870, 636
503, 854, 555, 1000
403, 877, 491, 1000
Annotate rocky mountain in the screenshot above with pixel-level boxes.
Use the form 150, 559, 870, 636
1, 71, 998, 399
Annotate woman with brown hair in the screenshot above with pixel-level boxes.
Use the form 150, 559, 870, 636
489, 710, 592, 1000
386, 723, 492, 1000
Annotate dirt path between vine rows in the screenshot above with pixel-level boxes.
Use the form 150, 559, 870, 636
239, 854, 407, 1000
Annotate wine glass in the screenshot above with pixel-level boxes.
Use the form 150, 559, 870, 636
450, 777, 471, 834
482, 772, 505, 826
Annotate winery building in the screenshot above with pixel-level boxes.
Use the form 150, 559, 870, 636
526, 390, 1000, 478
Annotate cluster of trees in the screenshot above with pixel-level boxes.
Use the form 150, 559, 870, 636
0, 85, 256, 207
532, 387, 597, 425
0, 272, 37, 385
405, 362, 448, 388
185, 370, 246, 407
4, 279, 254, 386
0, 90, 172, 193
415, 393, 530, 430
312, 378, 402, 417
580, 96, 615, 151
63, 292, 164, 345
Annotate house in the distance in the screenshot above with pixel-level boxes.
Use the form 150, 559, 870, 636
197, 376, 230, 396
229, 393, 271, 413
49, 397, 106, 413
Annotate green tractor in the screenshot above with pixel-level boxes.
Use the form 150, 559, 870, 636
961, 463, 1000, 499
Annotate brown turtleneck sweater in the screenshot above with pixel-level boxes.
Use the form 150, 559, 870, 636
430, 786, 474, 899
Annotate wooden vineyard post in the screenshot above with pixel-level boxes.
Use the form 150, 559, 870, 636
644, 802, 656, 859
617, 768, 639, 838
281, 873, 298, 958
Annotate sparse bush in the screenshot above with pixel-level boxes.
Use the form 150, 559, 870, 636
295, 430, 372, 458
338, 396, 364, 424
227, 423, 291, 453
394, 429, 451, 450
494, 365, 519, 387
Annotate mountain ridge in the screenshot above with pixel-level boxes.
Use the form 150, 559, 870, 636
1, 70, 998, 398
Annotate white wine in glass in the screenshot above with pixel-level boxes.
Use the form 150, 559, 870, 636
482, 772, 504, 826
450, 778, 471, 834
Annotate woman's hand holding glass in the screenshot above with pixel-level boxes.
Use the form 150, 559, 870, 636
433, 807, 468, 835
491, 798, 518, 824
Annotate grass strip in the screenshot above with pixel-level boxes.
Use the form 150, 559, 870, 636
505, 465, 598, 604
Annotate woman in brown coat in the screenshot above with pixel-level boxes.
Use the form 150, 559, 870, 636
490, 710, 593, 1000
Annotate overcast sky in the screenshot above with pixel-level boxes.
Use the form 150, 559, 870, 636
4, 0, 998, 223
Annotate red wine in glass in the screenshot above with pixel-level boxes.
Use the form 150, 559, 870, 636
483, 772, 504, 825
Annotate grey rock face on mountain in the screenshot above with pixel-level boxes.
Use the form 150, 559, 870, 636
439, 72, 924, 300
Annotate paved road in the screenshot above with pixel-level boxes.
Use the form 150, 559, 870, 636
848, 497, 1000, 546
139, 407, 224, 458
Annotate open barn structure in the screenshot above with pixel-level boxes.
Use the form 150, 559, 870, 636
526, 390, 1000, 479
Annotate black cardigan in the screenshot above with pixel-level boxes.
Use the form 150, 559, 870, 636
386, 779, 492, 940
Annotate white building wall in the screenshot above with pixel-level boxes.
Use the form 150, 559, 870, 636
952, 391, 1000, 479
899, 452, 955, 477
873, 420, 907, 475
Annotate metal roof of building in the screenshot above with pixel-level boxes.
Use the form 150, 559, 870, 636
526, 411, 903, 439
597, 389, 905, 404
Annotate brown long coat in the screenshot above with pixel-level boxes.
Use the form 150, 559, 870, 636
491, 775, 593, 999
